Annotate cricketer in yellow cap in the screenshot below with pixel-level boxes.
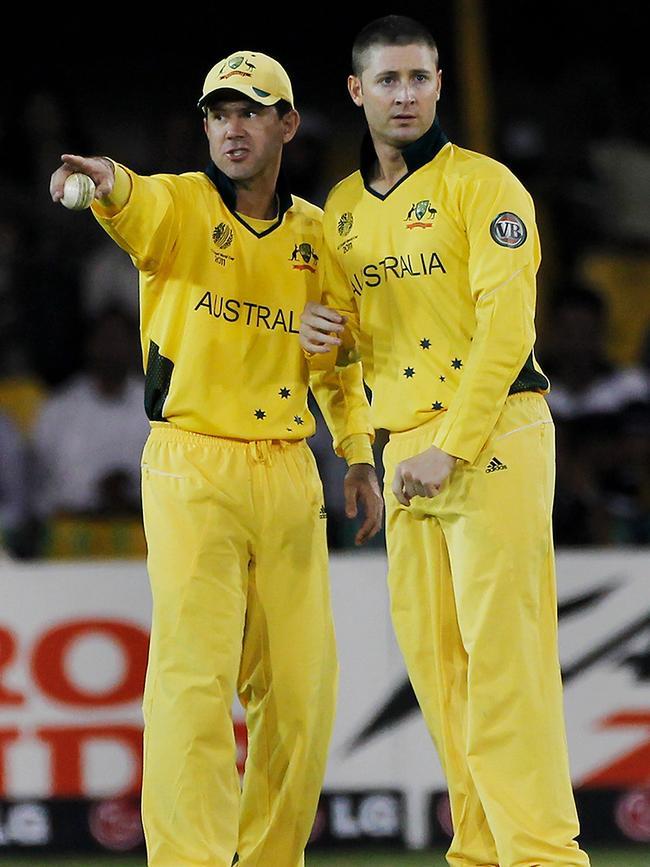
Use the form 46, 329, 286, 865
50, 50, 383, 867
198, 50, 295, 109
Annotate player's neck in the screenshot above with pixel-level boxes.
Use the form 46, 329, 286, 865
233, 165, 280, 220
368, 136, 409, 194
235, 187, 278, 219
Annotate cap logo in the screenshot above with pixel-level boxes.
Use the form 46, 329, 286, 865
252, 87, 271, 98
219, 55, 258, 81
490, 212, 527, 248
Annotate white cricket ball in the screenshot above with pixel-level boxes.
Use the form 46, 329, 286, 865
61, 173, 96, 210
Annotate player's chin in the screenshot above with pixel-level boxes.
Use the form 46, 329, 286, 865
390, 125, 426, 145
216, 157, 256, 182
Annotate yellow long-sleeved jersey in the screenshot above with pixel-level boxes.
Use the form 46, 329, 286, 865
92, 161, 373, 464
320, 118, 549, 464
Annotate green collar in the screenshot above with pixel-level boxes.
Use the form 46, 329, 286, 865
360, 116, 450, 193
204, 160, 293, 236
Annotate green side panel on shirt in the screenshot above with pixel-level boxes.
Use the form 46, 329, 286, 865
144, 341, 173, 421
509, 351, 550, 395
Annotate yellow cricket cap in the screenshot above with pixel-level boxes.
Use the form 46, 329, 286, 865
198, 51, 294, 110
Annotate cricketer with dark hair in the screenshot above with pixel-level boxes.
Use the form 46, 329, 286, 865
50, 50, 383, 867
301, 15, 591, 867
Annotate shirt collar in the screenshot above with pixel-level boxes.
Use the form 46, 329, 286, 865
204, 160, 293, 222
359, 115, 450, 185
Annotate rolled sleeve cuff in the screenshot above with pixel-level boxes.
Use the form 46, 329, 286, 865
305, 345, 337, 371
432, 427, 474, 464
339, 433, 375, 466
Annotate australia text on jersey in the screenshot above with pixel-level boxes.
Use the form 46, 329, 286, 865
350, 251, 446, 295
194, 291, 300, 333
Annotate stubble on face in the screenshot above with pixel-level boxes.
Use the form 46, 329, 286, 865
350, 43, 441, 150
204, 100, 285, 186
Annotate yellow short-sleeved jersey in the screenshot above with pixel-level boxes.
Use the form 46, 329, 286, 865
320, 118, 549, 464
92, 162, 373, 459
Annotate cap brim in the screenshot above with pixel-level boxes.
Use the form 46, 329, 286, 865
198, 83, 280, 110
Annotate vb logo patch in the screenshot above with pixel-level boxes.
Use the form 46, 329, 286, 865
290, 242, 319, 272
490, 212, 527, 248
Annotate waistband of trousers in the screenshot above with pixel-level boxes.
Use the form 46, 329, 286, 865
388, 390, 546, 445
147, 421, 304, 461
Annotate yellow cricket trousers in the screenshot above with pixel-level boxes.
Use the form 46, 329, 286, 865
382, 393, 590, 867
140, 424, 338, 867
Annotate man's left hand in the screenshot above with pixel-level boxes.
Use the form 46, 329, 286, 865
392, 446, 457, 506
343, 463, 384, 546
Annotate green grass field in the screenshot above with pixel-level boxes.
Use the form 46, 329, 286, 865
1, 849, 647, 866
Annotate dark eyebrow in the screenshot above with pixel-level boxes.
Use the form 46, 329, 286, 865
374, 68, 433, 77
208, 100, 265, 114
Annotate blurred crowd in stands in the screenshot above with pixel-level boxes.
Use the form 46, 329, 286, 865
0, 43, 649, 558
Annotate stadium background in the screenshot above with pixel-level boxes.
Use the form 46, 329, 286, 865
1, 2, 649, 864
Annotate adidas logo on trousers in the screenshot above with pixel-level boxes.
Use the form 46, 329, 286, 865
485, 456, 508, 473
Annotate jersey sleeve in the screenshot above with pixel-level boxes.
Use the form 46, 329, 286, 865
305, 204, 363, 372
308, 205, 374, 466
309, 363, 375, 465
91, 164, 179, 273
432, 169, 541, 463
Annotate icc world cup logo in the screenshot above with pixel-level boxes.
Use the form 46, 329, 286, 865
211, 223, 235, 266
212, 223, 234, 249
